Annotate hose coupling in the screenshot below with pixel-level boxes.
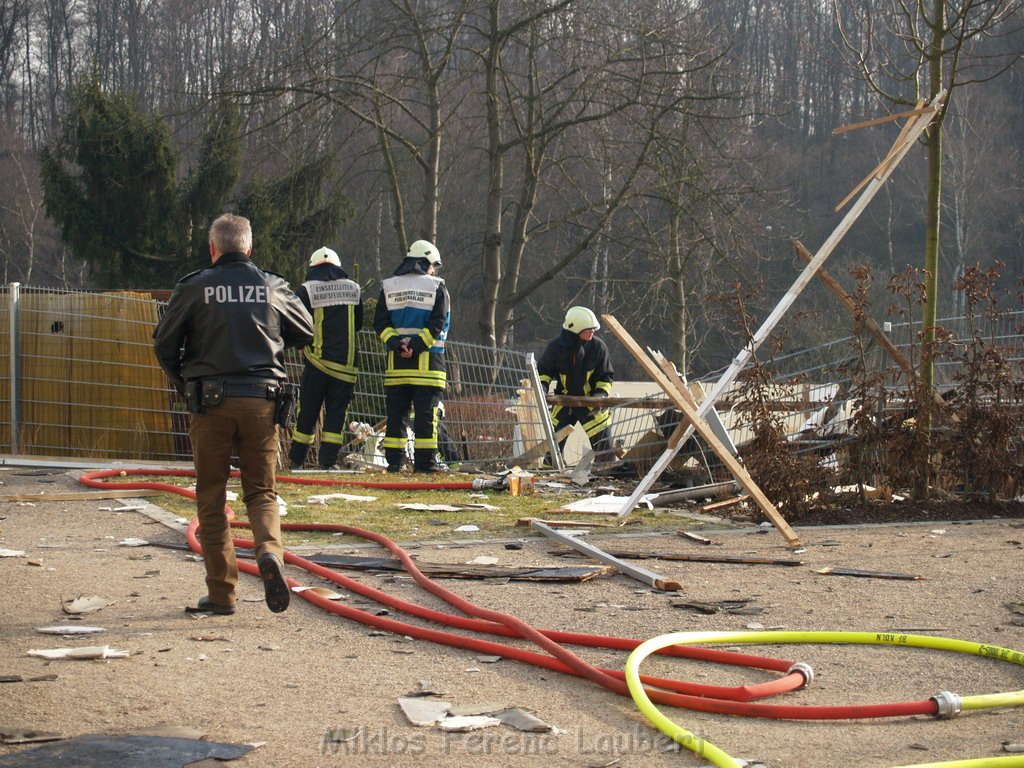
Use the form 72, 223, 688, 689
931, 690, 962, 719
787, 662, 815, 687
472, 476, 509, 490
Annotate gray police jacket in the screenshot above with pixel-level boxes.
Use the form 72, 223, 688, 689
153, 252, 314, 393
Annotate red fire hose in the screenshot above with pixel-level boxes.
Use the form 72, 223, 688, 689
77, 468, 938, 718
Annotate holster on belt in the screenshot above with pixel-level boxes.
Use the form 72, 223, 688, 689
274, 383, 300, 428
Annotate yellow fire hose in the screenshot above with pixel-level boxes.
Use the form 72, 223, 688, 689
624, 630, 1024, 768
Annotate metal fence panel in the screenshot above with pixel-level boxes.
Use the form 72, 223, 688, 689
1, 285, 1019, 472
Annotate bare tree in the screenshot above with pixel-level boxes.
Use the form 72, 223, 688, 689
835, 0, 1024, 393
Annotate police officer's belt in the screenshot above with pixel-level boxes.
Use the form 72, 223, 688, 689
196, 379, 279, 399
220, 383, 278, 399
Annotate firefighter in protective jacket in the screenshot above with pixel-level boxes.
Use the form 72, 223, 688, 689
288, 246, 364, 470
537, 306, 615, 456
373, 239, 451, 472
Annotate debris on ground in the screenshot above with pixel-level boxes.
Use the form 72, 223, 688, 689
815, 566, 924, 580
671, 599, 764, 616
305, 553, 613, 582
495, 708, 555, 732
552, 549, 803, 567
465, 556, 498, 565
26, 645, 129, 660
531, 521, 682, 591
62, 596, 116, 615
438, 715, 502, 732
0, 733, 251, 766
398, 697, 450, 727
35, 626, 106, 636
0, 727, 63, 745
307, 492, 378, 505
292, 586, 347, 600
560, 494, 655, 514
677, 531, 713, 545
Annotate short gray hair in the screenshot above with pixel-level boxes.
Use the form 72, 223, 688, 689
209, 214, 252, 254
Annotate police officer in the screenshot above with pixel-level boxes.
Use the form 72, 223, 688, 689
153, 214, 313, 615
288, 246, 363, 470
537, 306, 615, 457
373, 239, 451, 473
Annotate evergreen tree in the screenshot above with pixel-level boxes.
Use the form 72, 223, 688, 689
181, 95, 242, 277
235, 156, 352, 284
40, 79, 243, 287
40, 77, 183, 288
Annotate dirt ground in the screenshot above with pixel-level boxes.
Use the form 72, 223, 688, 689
1, 465, 1023, 768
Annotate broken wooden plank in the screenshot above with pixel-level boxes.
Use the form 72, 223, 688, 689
816, 566, 924, 581
530, 521, 683, 591
702, 495, 749, 513
831, 104, 936, 135
547, 395, 673, 409
509, 425, 573, 467
551, 549, 803, 567
834, 101, 927, 211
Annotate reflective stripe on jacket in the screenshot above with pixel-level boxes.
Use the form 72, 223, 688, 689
298, 269, 363, 384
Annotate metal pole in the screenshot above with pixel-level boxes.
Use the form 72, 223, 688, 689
530, 521, 682, 591
526, 353, 564, 471
8, 282, 19, 455
649, 480, 738, 504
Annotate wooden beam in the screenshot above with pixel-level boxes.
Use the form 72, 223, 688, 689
831, 104, 935, 135
651, 351, 737, 456
702, 494, 749, 513
530, 521, 683, 591
603, 315, 801, 546
833, 107, 925, 212
552, 549, 804, 567
547, 395, 672, 409
794, 239, 912, 370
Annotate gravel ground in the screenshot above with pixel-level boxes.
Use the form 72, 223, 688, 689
1, 465, 1023, 768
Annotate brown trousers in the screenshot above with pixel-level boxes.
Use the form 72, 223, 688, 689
188, 397, 284, 606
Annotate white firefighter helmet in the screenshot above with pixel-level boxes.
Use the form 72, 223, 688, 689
309, 246, 341, 267
563, 306, 600, 333
407, 239, 441, 267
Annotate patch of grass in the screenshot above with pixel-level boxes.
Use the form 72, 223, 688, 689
134, 470, 701, 546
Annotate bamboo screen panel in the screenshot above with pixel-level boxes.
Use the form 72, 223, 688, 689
17, 288, 175, 459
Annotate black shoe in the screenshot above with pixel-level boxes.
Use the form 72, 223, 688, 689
414, 466, 436, 474
185, 596, 235, 615
257, 553, 290, 613
386, 465, 402, 473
